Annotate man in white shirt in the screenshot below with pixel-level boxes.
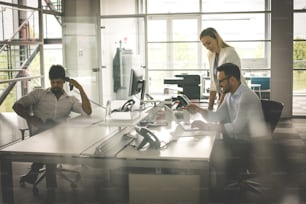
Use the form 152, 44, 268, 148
13, 64, 92, 184
185, 63, 268, 140
185, 63, 269, 197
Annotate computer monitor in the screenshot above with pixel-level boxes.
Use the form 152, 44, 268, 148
128, 68, 145, 101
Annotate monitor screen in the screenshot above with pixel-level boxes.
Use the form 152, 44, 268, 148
128, 68, 145, 101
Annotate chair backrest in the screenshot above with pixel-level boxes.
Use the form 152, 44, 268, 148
260, 99, 284, 133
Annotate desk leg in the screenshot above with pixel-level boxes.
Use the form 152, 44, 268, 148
200, 168, 210, 203
1, 159, 14, 204
45, 164, 57, 203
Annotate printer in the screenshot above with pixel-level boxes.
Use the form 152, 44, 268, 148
164, 74, 200, 99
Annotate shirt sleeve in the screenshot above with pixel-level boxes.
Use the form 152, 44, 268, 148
15, 89, 43, 107
207, 94, 231, 123
223, 92, 266, 139
70, 96, 88, 116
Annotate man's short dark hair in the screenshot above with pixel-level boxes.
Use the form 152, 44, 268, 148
49, 65, 66, 80
217, 63, 241, 81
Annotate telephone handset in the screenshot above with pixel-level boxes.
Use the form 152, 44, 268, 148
65, 77, 74, 91
121, 99, 135, 112
173, 94, 191, 109
112, 99, 135, 113
135, 127, 161, 150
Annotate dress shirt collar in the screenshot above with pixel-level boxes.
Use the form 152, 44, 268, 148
230, 83, 244, 98
46, 88, 68, 98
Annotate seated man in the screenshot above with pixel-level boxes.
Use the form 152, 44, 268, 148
13, 64, 92, 184
185, 63, 269, 195
185, 62, 268, 140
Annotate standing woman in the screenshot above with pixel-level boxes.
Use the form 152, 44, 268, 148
200, 27, 247, 110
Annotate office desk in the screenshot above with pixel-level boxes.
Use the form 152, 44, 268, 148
0, 112, 27, 146
115, 133, 215, 203
0, 107, 216, 204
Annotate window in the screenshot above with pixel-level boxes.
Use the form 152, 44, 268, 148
293, 12, 306, 94
146, 1, 271, 94
147, 0, 199, 13
202, 0, 269, 12
147, 16, 201, 94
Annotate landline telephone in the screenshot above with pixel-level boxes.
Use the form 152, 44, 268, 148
64, 77, 74, 91
172, 94, 191, 109
135, 127, 161, 150
111, 99, 135, 113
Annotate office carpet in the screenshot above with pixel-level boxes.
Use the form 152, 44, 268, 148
1, 118, 306, 204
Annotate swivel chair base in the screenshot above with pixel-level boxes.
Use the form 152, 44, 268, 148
225, 170, 263, 194
20, 165, 81, 196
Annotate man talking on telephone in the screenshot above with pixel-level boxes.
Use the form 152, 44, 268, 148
12, 64, 92, 184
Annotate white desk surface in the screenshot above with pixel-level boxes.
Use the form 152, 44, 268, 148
0, 107, 120, 156
117, 134, 215, 161
116, 120, 216, 161
0, 112, 27, 146
0, 106, 216, 162
99, 111, 149, 127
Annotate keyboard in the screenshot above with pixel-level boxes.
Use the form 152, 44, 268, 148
95, 134, 135, 157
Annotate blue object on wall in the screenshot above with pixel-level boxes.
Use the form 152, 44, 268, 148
251, 77, 270, 90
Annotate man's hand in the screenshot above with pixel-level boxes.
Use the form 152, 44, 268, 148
67, 78, 81, 90
66, 78, 92, 115
191, 120, 210, 130
184, 103, 201, 114
28, 116, 43, 128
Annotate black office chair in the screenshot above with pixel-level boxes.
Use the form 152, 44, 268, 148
260, 99, 284, 135
224, 100, 284, 197
19, 120, 81, 196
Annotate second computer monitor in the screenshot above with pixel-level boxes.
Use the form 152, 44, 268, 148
128, 68, 145, 101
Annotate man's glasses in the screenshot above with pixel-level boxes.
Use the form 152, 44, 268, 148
218, 76, 230, 84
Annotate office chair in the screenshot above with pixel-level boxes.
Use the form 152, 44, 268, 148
260, 99, 284, 134
19, 120, 81, 196
225, 100, 284, 196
